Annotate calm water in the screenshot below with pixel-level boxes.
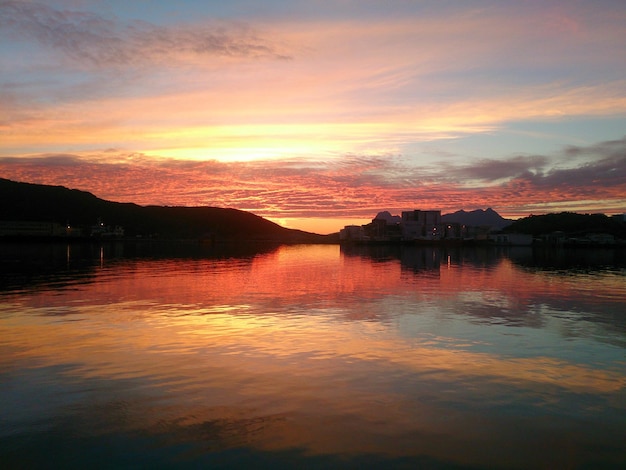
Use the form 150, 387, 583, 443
1, 242, 625, 469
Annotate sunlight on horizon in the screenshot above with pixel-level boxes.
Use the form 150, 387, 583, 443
270, 217, 372, 234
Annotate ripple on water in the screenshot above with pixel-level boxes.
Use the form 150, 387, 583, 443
0, 243, 624, 468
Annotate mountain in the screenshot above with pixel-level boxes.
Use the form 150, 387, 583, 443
0, 178, 332, 243
374, 211, 402, 224
442, 208, 513, 230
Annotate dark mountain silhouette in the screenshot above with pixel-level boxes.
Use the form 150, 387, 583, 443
374, 211, 402, 224
0, 178, 333, 243
504, 212, 626, 238
442, 208, 512, 230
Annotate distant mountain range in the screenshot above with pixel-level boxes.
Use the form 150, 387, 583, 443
442, 208, 513, 230
373, 211, 402, 224
0, 178, 333, 243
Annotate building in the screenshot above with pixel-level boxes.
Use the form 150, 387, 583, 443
363, 218, 402, 241
339, 208, 515, 244
339, 225, 366, 242
401, 210, 442, 240
340, 209, 444, 243
491, 233, 533, 246
90, 220, 125, 238
0, 221, 67, 237
587, 233, 615, 244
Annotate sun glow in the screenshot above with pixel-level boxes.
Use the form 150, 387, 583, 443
122, 122, 405, 162
1, 0, 625, 223
272, 217, 371, 235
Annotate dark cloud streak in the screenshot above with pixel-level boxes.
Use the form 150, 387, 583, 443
0, 1, 290, 68
449, 155, 549, 181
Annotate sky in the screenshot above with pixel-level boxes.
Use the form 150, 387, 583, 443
1, 0, 625, 234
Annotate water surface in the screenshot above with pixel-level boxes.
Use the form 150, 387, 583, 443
1, 242, 625, 468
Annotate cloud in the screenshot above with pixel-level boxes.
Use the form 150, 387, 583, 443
440, 137, 626, 200
1, 138, 625, 222
0, 1, 290, 68
449, 155, 549, 182
564, 137, 626, 162
2, 1, 626, 161
525, 154, 626, 192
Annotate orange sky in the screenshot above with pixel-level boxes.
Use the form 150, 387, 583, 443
1, 1, 625, 233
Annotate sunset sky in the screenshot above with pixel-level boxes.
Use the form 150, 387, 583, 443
1, 0, 625, 233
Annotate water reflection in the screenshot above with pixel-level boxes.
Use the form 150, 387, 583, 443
343, 245, 625, 334
0, 242, 625, 468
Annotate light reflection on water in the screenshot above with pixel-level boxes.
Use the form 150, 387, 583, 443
0, 242, 625, 469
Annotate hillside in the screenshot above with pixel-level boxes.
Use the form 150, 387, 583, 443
442, 208, 512, 230
504, 212, 626, 239
0, 178, 331, 243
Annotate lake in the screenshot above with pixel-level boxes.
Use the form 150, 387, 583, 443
1, 242, 625, 469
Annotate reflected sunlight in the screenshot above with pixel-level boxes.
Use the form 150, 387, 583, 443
1, 244, 624, 467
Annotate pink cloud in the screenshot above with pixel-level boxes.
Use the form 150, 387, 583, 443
1, 138, 624, 227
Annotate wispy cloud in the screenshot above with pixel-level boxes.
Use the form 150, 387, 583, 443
0, 0, 290, 68
2, 1, 626, 159
448, 156, 549, 182
2, 138, 624, 223
2, 1, 626, 229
